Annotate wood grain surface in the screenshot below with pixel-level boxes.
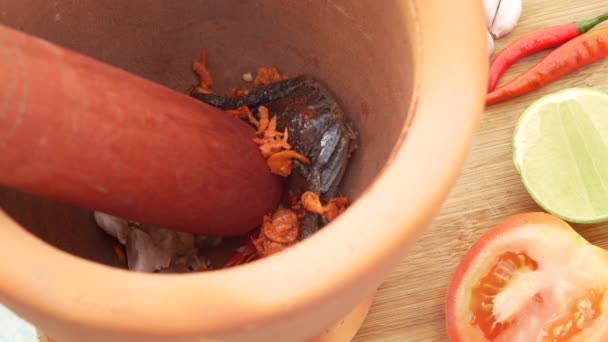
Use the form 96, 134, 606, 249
355, 1, 608, 341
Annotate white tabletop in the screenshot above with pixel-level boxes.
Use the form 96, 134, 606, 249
0, 305, 38, 342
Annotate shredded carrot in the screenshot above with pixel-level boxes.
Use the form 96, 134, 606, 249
113, 243, 127, 265
301, 192, 349, 222
253, 209, 300, 257
192, 48, 213, 94
254, 67, 288, 87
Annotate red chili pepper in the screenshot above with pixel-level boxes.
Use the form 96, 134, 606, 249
486, 27, 608, 106
488, 12, 608, 92
222, 230, 259, 268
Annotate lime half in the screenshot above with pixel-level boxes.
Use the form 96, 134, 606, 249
513, 88, 608, 224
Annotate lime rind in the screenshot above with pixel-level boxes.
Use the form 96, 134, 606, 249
512, 88, 608, 224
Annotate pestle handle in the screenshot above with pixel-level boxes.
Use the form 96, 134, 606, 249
0, 24, 281, 236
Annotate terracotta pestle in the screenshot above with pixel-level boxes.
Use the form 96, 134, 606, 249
0, 24, 282, 236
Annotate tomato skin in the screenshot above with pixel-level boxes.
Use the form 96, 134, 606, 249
445, 212, 580, 342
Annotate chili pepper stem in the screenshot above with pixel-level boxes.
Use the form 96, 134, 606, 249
577, 12, 608, 34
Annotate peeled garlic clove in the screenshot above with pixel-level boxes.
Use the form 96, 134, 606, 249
487, 31, 495, 58
126, 229, 172, 272
483, 0, 522, 39
242, 72, 253, 82
483, 0, 501, 26
93, 211, 128, 245
141, 226, 178, 255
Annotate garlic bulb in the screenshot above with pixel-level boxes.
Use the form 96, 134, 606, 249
94, 211, 128, 244
483, 0, 522, 39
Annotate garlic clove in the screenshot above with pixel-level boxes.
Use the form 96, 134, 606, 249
140, 225, 197, 256
94, 213, 204, 273
93, 211, 128, 245
125, 229, 172, 272
141, 226, 178, 255
483, 0, 501, 27
242, 72, 253, 82
483, 0, 522, 39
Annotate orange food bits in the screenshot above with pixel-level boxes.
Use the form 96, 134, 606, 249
267, 150, 311, 177
254, 67, 288, 86
228, 88, 249, 97
301, 192, 349, 222
192, 48, 213, 94
254, 209, 301, 257
113, 243, 127, 265
256, 138, 291, 158
262, 209, 300, 244
191, 48, 305, 177
224, 106, 252, 120
248, 106, 310, 177
255, 106, 271, 135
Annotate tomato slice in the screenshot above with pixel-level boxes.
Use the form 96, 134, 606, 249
446, 213, 608, 341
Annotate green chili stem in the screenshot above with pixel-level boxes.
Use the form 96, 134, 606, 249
577, 12, 608, 34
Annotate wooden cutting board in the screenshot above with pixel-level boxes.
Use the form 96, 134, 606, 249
355, 1, 608, 340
